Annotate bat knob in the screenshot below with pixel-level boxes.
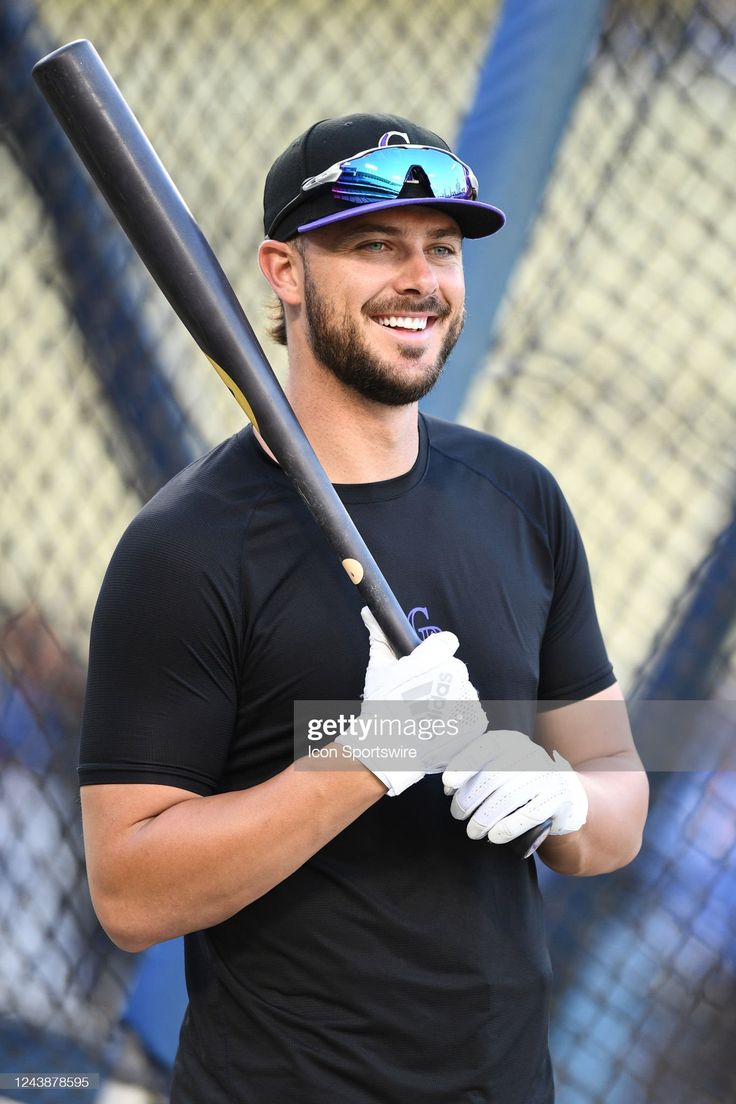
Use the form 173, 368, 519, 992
510, 818, 553, 860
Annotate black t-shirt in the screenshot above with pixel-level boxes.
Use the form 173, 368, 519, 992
81, 415, 614, 1104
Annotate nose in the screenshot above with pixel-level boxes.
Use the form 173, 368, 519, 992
393, 246, 439, 298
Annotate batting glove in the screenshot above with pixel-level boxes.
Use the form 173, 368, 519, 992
337, 608, 488, 796
442, 729, 588, 844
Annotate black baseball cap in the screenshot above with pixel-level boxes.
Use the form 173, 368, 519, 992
263, 113, 505, 242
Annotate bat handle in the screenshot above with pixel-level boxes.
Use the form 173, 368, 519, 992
367, 596, 420, 657
510, 818, 553, 859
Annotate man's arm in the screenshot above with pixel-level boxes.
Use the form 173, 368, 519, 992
82, 613, 484, 953
81, 760, 385, 954
534, 682, 649, 876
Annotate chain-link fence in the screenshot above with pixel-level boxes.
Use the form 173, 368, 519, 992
1, 0, 734, 1100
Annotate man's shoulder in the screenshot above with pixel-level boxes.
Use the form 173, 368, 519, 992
116, 429, 274, 562
422, 413, 559, 502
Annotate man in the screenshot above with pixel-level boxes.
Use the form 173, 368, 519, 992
80, 114, 648, 1103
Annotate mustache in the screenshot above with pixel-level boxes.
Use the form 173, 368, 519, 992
365, 295, 452, 319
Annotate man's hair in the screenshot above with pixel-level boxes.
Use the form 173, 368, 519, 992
265, 236, 304, 347
266, 296, 287, 346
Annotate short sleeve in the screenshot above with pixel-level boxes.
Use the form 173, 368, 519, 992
80, 508, 242, 794
537, 482, 614, 701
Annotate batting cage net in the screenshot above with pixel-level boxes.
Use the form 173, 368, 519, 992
0, 0, 734, 1101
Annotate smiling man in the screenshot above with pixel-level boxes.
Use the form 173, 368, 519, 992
79, 114, 648, 1104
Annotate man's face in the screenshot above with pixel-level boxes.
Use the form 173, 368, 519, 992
297, 207, 466, 406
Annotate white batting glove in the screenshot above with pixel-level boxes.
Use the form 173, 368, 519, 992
337, 608, 488, 796
442, 730, 588, 844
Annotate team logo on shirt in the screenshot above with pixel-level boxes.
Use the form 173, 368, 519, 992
407, 606, 442, 639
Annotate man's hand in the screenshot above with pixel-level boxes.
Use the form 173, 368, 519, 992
337, 608, 488, 796
442, 730, 588, 844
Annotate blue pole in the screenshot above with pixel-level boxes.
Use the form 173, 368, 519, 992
424, 0, 608, 420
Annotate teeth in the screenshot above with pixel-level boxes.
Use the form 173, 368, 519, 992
377, 316, 428, 331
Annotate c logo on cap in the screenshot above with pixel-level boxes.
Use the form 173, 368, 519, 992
378, 131, 410, 147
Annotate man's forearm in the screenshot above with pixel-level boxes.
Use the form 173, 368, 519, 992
538, 753, 649, 876
83, 753, 385, 953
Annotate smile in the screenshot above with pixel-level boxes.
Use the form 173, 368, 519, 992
373, 315, 433, 332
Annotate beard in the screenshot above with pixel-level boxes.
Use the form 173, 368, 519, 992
301, 260, 464, 406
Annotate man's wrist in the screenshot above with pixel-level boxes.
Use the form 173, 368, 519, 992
334, 732, 424, 796
299, 744, 389, 800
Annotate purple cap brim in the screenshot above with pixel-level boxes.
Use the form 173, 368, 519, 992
297, 196, 505, 239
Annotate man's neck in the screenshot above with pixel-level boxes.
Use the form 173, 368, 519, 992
282, 357, 420, 484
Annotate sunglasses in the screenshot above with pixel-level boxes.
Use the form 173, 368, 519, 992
302, 143, 479, 205
269, 142, 479, 237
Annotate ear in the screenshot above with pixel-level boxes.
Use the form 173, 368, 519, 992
258, 239, 303, 306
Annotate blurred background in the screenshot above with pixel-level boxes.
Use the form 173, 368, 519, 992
0, 0, 734, 1100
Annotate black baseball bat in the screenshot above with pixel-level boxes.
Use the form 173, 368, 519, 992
32, 39, 551, 859
32, 38, 417, 656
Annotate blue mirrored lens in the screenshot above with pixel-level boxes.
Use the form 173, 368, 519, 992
332, 147, 473, 205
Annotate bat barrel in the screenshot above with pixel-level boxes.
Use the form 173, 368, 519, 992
33, 40, 246, 361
